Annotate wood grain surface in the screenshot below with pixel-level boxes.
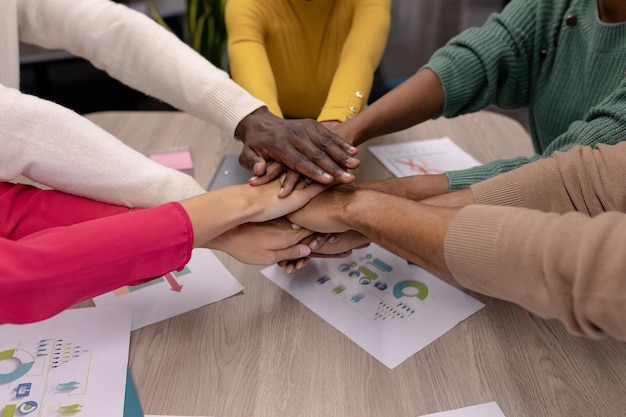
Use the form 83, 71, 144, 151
84, 110, 626, 417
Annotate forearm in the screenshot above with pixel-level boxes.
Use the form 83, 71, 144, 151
0, 179, 321, 324
18, 0, 263, 135
359, 174, 450, 201
336, 69, 444, 146
225, 2, 282, 118
181, 179, 326, 247
0, 86, 205, 207
0, 202, 193, 324
447, 79, 626, 191
317, 0, 391, 122
446, 205, 626, 340
179, 185, 256, 247
470, 143, 626, 215
343, 189, 459, 278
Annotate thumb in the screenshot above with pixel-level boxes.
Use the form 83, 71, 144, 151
239, 147, 266, 176
274, 244, 312, 263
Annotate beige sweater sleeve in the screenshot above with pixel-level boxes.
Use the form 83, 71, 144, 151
444, 143, 626, 340
2, 0, 265, 207
17, 0, 264, 136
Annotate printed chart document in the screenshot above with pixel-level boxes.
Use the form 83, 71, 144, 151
0, 307, 132, 417
369, 137, 481, 177
124, 368, 143, 417
94, 249, 244, 330
418, 402, 506, 417
262, 244, 484, 368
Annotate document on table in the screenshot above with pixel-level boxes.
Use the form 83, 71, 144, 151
262, 244, 484, 369
0, 307, 132, 417
125, 368, 144, 417
94, 249, 244, 330
368, 137, 481, 177
418, 402, 506, 417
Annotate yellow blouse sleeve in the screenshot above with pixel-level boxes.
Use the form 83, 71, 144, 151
225, 0, 283, 118
317, 0, 391, 123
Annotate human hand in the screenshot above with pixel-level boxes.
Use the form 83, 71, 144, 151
286, 184, 359, 233
277, 230, 370, 273
207, 219, 315, 265
320, 120, 341, 131
274, 232, 332, 274
245, 177, 328, 223
235, 107, 360, 186
248, 162, 303, 197
180, 177, 327, 248
309, 231, 371, 257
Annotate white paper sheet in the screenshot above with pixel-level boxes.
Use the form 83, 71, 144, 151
418, 402, 506, 417
94, 249, 243, 330
0, 307, 131, 417
369, 137, 481, 177
262, 244, 484, 368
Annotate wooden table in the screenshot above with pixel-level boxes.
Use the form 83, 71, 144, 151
85, 110, 626, 417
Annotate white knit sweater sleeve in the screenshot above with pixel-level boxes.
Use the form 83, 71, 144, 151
16, 0, 264, 136
0, 84, 206, 207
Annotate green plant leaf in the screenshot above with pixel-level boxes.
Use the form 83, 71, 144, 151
147, 0, 173, 32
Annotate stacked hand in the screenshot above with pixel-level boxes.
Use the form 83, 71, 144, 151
235, 108, 360, 196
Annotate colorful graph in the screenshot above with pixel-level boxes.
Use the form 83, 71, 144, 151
368, 137, 482, 178
0, 339, 91, 417
314, 252, 428, 321
113, 265, 191, 296
0, 349, 34, 384
393, 157, 443, 175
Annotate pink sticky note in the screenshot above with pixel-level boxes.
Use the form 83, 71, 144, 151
150, 151, 194, 172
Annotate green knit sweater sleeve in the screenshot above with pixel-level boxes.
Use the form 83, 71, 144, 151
424, 0, 538, 116
422, 0, 542, 191
447, 79, 626, 190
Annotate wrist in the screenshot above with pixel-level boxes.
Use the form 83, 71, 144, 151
180, 186, 254, 247
235, 106, 270, 141
342, 188, 378, 233
359, 175, 449, 201
333, 120, 361, 147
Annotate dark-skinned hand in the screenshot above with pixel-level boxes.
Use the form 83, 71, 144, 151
235, 107, 360, 196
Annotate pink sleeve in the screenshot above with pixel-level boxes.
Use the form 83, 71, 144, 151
0, 183, 193, 324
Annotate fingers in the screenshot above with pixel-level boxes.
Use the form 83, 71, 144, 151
310, 231, 371, 255
305, 233, 332, 251
278, 121, 359, 185
309, 250, 353, 259
314, 125, 360, 167
239, 147, 266, 176
274, 244, 311, 263
320, 123, 359, 156
249, 161, 285, 186
278, 169, 301, 197
238, 116, 361, 189
292, 140, 357, 185
292, 180, 328, 199
315, 124, 360, 173
280, 256, 311, 274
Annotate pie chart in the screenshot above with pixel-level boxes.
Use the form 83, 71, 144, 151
392, 280, 428, 300
0, 349, 35, 384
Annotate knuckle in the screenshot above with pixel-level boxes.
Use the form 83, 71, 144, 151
330, 164, 345, 175
317, 137, 333, 149
295, 153, 309, 165
338, 151, 351, 161
309, 149, 327, 162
